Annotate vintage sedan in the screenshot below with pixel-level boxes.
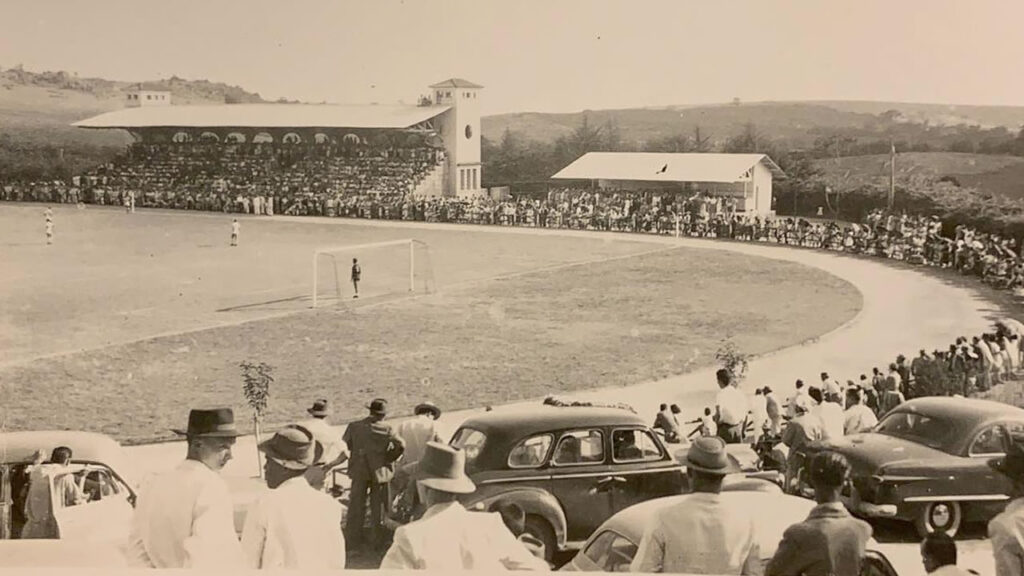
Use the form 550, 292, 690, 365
797, 397, 1024, 537
562, 491, 896, 574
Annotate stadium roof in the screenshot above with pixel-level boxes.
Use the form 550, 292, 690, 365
72, 103, 451, 130
551, 152, 785, 182
429, 78, 484, 89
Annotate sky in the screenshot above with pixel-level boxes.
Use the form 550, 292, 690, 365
2, 0, 1023, 116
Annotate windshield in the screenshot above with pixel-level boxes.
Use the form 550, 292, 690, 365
874, 410, 958, 452
451, 427, 487, 472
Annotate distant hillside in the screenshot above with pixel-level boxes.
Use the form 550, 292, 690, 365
813, 152, 1024, 200
0, 65, 267, 148
482, 100, 1024, 149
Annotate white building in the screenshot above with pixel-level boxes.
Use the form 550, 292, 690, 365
125, 88, 172, 108
430, 78, 483, 197
551, 152, 785, 215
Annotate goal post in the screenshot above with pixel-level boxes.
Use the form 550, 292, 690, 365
311, 238, 434, 308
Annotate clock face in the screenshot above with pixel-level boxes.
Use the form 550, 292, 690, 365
465, 125, 473, 139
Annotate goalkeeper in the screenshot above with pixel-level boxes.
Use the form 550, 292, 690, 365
351, 257, 361, 298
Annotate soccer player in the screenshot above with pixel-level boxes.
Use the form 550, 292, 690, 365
351, 258, 361, 298
230, 219, 240, 247
45, 217, 54, 245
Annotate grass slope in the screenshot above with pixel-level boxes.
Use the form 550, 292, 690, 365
812, 152, 1024, 199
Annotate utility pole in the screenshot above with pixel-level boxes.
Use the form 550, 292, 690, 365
889, 140, 896, 211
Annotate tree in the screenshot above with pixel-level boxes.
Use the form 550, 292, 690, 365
241, 361, 273, 478
602, 118, 623, 151
715, 339, 749, 383
693, 126, 711, 152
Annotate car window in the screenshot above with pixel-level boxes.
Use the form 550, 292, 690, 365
508, 434, 553, 469
612, 428, 663, 463
552, 430, 604, 466
451, 428, 487, 467
76, 467, 129, 502
875, 410, 958, 453
970, 426, 1008, 456
584, 530, 638, 572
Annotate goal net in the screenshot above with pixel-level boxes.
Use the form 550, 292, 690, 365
311, 239, 435, 308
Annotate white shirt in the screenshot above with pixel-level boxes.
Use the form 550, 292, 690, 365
396, 414, 442, 466
750, 394, 767, 423
381, 501, 548, 571
240, 476, 345, 569
990, 498, 1024, 576
716, 386, 750, 427
126, 459, 244, 569
811, 402, 845, 441
930, 565, 976, 576
298, 417, 345, 465
786, 390, 809, 419
843, 404, 879, 435
631, 492, 762, 575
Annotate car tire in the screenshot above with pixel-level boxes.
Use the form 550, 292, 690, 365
524, 514, 557, 563
914, 501, 962, 538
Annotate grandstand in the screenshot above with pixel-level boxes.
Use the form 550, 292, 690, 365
70, 78, 485, 206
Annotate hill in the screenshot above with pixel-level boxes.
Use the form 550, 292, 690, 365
0, 65, 266, 148
812, 152, 1024, 200
481, 100, 1024, 150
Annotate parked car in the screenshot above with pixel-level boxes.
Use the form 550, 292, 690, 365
0, 430, 263, 567
561, 490, 900, 575
448, 404, 777, 561
795, 397, 1024, 537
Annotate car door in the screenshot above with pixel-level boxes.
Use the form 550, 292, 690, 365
0, 465, 10, 540
609, 427, 682, 513
962, 423, 1023, 515
52, 466, 133, 543
547, 428, 613, 541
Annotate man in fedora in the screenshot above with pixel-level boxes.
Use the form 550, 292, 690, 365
126, 408, 244, 568
241, 426, 346, 569
381, 442, 548, 571
343, 397, 405, 551
988, 437, 1024, 576
631, 437, 761, 574
396, 401, 443, 468
299, 399, 349, 490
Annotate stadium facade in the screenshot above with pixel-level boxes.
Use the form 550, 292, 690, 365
73, 78, 484, 199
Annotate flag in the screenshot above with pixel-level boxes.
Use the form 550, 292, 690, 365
891, 142, 896, 156
656, 164, 668, 174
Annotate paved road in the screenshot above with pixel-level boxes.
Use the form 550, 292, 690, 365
125, 218, 1005, 573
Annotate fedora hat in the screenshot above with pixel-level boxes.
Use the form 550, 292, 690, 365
171, 408, 242, 438
990, 438, 1024, 481
366, 398, 388, 416
414, 401, 441, 419
416, 442, 476, 494
307, 399, 331, 418
259, 426, 315, 470
681, 437, 740, 476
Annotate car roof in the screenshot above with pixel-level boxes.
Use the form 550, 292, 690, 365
892, 397, 1024, 426
458, 405, 646, 437
0, 431, 126, 464
597, 491, 816, 544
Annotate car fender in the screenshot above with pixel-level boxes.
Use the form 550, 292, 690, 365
465, 486, 569, 548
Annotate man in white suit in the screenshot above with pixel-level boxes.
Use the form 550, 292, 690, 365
380, 442, 548, 571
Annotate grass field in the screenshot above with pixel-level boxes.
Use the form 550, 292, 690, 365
0, 204, 861, 442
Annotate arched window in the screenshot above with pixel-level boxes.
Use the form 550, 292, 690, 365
314, 133, 331, 145
225, 132, 246, 144
199, 132, 220, 143
342, 133, 361, 145
253, 132, 274, 144
172, 131, 192, 143
282, 132, 302, 144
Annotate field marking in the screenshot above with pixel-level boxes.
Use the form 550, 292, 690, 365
0, 243, 682, 369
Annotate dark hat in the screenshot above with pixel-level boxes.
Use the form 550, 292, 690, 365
680, 437, 740, 476
307, 399, 331, 417
366, 398, 388, 416
416, 442, 476, 494
990, 439, 1024, 481
172, 408, 242, 438
414, 401, 442, 419
259, 426, 315, 470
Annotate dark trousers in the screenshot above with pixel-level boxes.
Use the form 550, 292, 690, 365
346, 474, 389, 549
717, 422, 743, 444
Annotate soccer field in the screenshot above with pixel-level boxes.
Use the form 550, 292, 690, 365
0, 204, 861, 441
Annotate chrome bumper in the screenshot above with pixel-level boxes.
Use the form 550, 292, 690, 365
841, 494, 898, 518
